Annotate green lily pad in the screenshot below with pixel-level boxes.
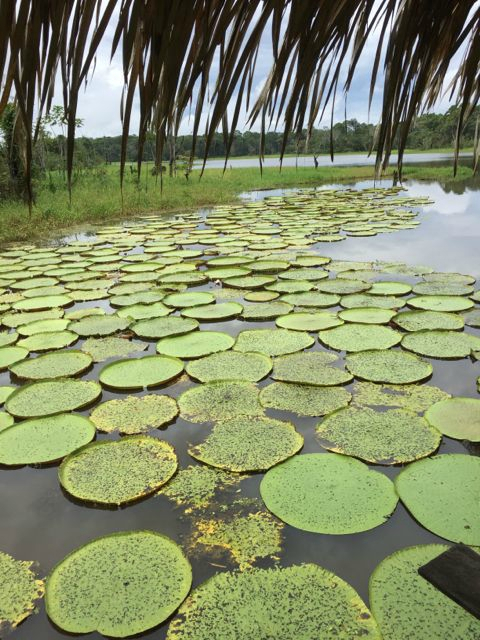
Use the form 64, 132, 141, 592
132, 316, 199, 339
244, 291, 279, 302
163, 291, 215, 308
68, 315, 130, 337
17, 330, 78, 352
462, 309, 480, 328
393, 310, 465, 331
81, 337, 147, 362
186, 351, 272, 383
346, 350, 433, 384
0, 345, 28, 370
110, 290, 165, 307
157, 331, 234, 359
12, 294, 72, 311
423, 272, 475, 284
280, 291, 340, 307
407, 296, 474, 312
0, 413, 96, 465
271, 351, 352, 386
2, 308, 64, 328
369, 544, 480, 640
116, 301, 171, 320
0, 411, 14, 432
0, 385, 15, 405
90, 395, 179, 434
45, 530, 192, 637
352, 381, 450, 413
64, 307, 105, 321
241, 301, 293, 320
166, 564, 379, 640
223, 275, 276, 289
319, 324, 402, 352
17, 318, 69, 336
368, 281, 412, 296
59, 436, 178, 505
189, 416, 303, 472
205, 267, 251, 280
316, 279, 371, 295
99, 355, 183, 390
234, 328, 314, 356
275, 311, 343, 331
267, 280, 314, 293
10, 350, 92, 380
5, 379, 101, 418
260, 382, 351, 416
401, 330, 480, 359
413, 281, 474, 296
279, 267, 328, 281
338, 307, 396, 324
0, 551, 44, 634
179, 381, 263, 423
395, 454, 480, 544
260, 453, 398, 534
340, 293, 406, 309
316, 406, 441, 464
161, 464, 239, 509
181, 302, 243, 321
424, 397, 480, 441
0, 331, 19, 346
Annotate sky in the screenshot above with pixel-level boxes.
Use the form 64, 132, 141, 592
64, 9, 463, 139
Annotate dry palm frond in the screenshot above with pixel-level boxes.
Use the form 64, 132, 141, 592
1, 0, 479, 203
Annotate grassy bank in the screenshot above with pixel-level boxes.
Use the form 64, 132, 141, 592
0, 163, 474, 245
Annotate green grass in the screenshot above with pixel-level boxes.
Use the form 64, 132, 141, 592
0, 163, 474, 245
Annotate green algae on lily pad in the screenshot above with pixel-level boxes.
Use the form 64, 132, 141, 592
369, 544, 480, 640
68, 314, 130, 337
10, 350, 92, 380
413, 281, 474, 296
407, 295, 474, 312
393, 310, 465, 331
223, 275, 276, 289
260, 453, 398, 534
81, 336, 147, 362
260, 382, 351, 416
186, 351, 272, 383
161, 464, 240, 509
340, 293, 407, 310
352, 381, 450, 413
181, 302, 243, 321
316, 278, 371, 295
179, 381, 263, 423
45, 530, 192, 637
316, 406, 441, 464
0, 551, 44, 635
163, 291, 215, 308
244, 290, 279, 302
271, 351, 353, 386
338, 307, 396, 324
0, 345, 28, 370
157, 331, 234, 359
166, 563, 379, 640
116, 301, 171, 320
275, 311, 343, 331
280, 291, 340, 307
189, 416, 303, 472
0, 413, 95, 465
132, 316, 199, 339
402, 330, 480, 359
425, 397, 480, 441
346, 349, 433, 384
99, 355, 183, 390
395, 454, 480, 544
59, 436, 178, 505
6, 378, 101, 418
234, 328, 314, 356
90, 394, 178, 434
241, 301, 293, 321
17, 330, 78, 352
319, 323, 402, 352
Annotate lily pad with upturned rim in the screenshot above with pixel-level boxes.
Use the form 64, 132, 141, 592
407, 295, 474, 312
271, 351, 352, 386
17, 330, 78, 352
401, 330, 480, 359
0, 345, 29, 370
12, 294, 73, 311
393, 310, 465, 332
163, 291, 215, 308
90, 395, 179, 434
99, 355, 184, 390
178, 381, 263, 423
241, 301, 293, 320
181, 302, 243, 321
340, 293, 407, 310
352, 381, 450, 413
338, 307, 396, 324
68, 315, 131, 337
260, 382, 351, 416
368, 281, 412, 296
186, 351, 272, 383
233, 328, 314, 356
280, 291, 340, 307
319, 323, 402, 352
81, 337, 147, 362
132, 316, 199, 339
9, 350, 92, 380
275, 311, 343, 331
116, 301, 171, 320
157, 331, 234, 359
424, 397, 480, 441
346, 349, 433, 384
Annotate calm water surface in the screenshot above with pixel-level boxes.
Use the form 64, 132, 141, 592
2, 176, 479, 639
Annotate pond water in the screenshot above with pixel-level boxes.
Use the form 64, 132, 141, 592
1, 175, 479, 639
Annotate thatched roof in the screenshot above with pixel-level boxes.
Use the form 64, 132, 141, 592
1, 0, 479, 197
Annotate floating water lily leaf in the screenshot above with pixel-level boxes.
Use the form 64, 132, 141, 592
0, 345, 28, 370
17, 330, 78, 352
407, 296, 474, 312
346, 350, 433, 384
234, 328, 314, 356
0, 385, 15, 404
0, 413, 96, 465
157, 331, 234, 359
10, 350, 92, 380
463, 308, 480, 328
12, 294, 72, 311
402, 330, 480, 359
352, 381, 450, 413
81, 336, 147, 362
316, 279, 371, 295
244, 291, 279, 302
338, 307, 396, 324
275, 311, 343, 331
340, 293, 406, 310
163, 291, 215, 308
0, 412, 14, 431
223, 275, 276, 289
17, 318, 69, 336
369, 544, 480, 640
2, 308, 64, 328
116, 301, 170, 320
90, 395, 178, 434
0, 331, 18, 346
59, 436, 178, 505
0, 551, 44, 634
413, 281, 473, 296
181, 302, 243, 321
68, 315, 130, 337
6, 379, 101, 418
189, 416, 303, 472
132, 316, 199, 339
393, 310, 465, 331
186, 351, 272, 383
368, 281, 412, 296
319, 323, 402, 352
64, 307, 105, 321
424, 397, 480, 441
395, 454, 480, 544
99, 355, 183, 390
271, 351, 352, 386
267, 279, 314, 294
45, 530, 192, 637
179, 381, 263, 423
241, 301, 293, 320
280, 291, 340, 307
317, 406, 441, 464
260, 453, 398, 534
166, 563, 379, 640
260, 382, 351, 416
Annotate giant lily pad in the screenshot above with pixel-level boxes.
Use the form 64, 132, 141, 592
369, 544, 480, 640
17, 330, 78, 352
338, 307, 396, 324
0, 413, 96, 465
401, 330, 480, 359
319, 323, 402, 352
12, 294, 72, 311
132, 316, 199, 339
260, 453, 398, 534
241, 301, 293, 320
59, 436, 178, 505
393, 310, 465, 331
395, 454, 480, 544
260, 382, 351, 416
407, 296, 474, 312
179, 381, 263, 423
99, 355, 183, 390
90, 395, 179, 434
272, 351, 352, 386
1, 308, 64, 328
189, 416, 303, 472
45, 530, 192, 637
346, 350, 433, 384
281, 291, 340, 307
181, 302, 243, 321
316, 406, 441, 464
340, 293, 406, 310
352, 381, 450, 413
17, 318, 69, 336
0, 551, 44, 634
275, 311, 343, 331
234, 328, 314, 356
368, 281, 412, 296
316, 279, 371, 295
186, 351, 272, 383
0, 345, 28, 370
68, 315, 130, 337
0, 331, 19, 346
10, 350, 92, 380
6, 378, 101, 417
116, 301, 171, 320
424, 397, 480, 441
157, 331, 234, 359
163, 291, 214, 308
81, 336, 147, 362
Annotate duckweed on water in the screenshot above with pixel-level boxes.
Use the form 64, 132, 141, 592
352, 381, 450, 413
233, 328, 314, 356
260, 382, 351, 416
179, 381, 263, 423
161, 464, 240, 509
0, 552, 44, 634
80, 336, 147, 361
